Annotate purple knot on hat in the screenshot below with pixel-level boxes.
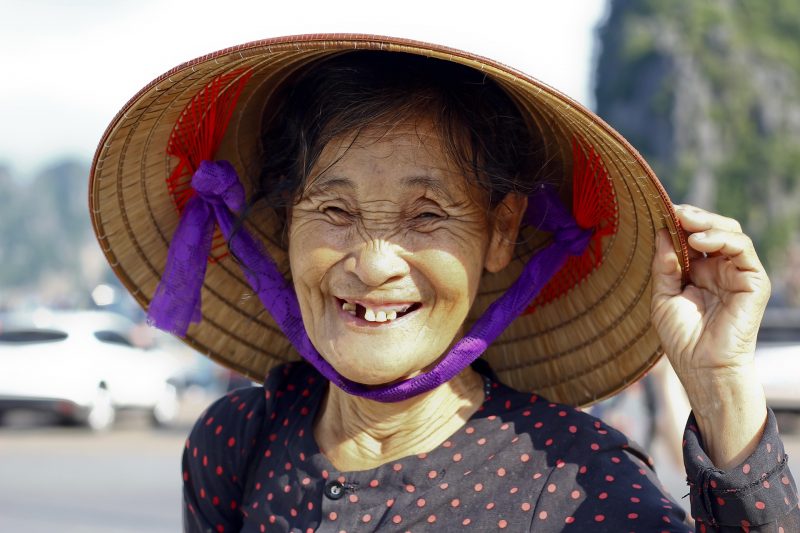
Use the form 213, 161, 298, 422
523, 187, 593, 257
192, 160, 246, 212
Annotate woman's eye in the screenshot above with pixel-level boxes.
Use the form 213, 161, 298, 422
321, 205, 355, 226
323, 206, 349, 216
415, 211, 443, 221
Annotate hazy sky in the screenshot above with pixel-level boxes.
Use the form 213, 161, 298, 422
0, 0, 607, 179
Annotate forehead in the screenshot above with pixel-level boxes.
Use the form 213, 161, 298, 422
306, 120, 474, 201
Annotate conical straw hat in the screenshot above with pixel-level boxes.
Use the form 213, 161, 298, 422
90, 34, 688, 406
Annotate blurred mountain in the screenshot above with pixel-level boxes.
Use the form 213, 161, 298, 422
0, 160, 112, 308
595, 0, 800, 305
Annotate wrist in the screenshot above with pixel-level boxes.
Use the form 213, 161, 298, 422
680, 365, 767, 470
681, 364, 763, 414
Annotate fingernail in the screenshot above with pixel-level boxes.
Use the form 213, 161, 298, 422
693, 232, 706, 240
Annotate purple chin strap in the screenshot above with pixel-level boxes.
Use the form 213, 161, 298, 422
148, 160, 592, 402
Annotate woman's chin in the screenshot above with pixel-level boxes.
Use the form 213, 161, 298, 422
317, 334, 457, 388
333, 366, 418, 388
324, 352, 428, 388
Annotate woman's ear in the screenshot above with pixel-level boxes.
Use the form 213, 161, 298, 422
485, 193, 527, 273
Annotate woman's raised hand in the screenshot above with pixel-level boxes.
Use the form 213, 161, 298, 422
651, 204, 771, 376
650, 204, 771, 469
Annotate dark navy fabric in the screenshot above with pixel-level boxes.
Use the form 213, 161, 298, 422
183, 362, 799, 532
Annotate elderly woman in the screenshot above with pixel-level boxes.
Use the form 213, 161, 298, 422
90, 36, 798, 531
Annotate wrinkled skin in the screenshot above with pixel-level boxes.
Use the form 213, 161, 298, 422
287, 120, 524, 386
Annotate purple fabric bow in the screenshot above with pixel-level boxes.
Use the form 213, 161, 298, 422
149, 161, 592, 402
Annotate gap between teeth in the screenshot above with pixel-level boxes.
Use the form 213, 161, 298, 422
341, 302, 402, 322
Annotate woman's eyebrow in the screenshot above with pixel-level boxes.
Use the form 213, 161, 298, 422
305, 174, 456, 203
403, 175, 457, 204
305, 176, 356, 196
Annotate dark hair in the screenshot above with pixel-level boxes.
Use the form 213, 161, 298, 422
248, 50, 550, 239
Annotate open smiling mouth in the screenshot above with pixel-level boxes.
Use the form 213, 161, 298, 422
336, 298, 423, 323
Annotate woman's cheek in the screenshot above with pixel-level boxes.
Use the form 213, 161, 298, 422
289, 224, 340, 321
412, 250, 475, 332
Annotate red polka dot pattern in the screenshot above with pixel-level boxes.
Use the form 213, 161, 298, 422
683, 408, 800, 530
182, 362, 800, 532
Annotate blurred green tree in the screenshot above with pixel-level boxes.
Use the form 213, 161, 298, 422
596, 0, 800, 305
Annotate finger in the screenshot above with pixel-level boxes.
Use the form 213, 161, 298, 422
651, 228, 683, 300
674, 205, 716, 261
675, 204, 742, 234
687, 254, 769, 296
687, 229, 764, 273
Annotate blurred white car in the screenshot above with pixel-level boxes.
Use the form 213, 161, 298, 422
0, 310, 190, 430
754, 308, 800, 413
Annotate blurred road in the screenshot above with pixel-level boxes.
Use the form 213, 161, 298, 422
0, 396, 211, 533
1, 406, 799, 532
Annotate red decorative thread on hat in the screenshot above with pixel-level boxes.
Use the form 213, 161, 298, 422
165, 67, 254, 262
525, 138, 618, 312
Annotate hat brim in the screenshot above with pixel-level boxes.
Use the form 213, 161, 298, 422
90, 34, 689, 406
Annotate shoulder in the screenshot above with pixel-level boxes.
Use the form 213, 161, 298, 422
261, 359, 325, 403
181, 363, 316, 530
483, 385, 687, 526
483, 381, 634, 455
478, 381, 656, 486
185, 361, 319, 459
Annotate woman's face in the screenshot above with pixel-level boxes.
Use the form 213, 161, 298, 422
287, 120, 522, 386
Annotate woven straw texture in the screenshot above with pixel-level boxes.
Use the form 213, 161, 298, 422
90, 34, 688, 406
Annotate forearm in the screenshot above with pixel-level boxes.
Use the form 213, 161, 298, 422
681, 364, 767, 470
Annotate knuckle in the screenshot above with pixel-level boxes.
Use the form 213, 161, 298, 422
722, 215, 742, 232
762, 273, 772, 293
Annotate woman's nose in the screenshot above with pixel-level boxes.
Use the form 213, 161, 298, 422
345, 239, 410, 287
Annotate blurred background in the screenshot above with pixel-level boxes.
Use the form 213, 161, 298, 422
1, 0, 798, 531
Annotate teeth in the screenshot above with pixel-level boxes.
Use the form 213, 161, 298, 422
363, 308, 400, 322
340, 300, 415, 323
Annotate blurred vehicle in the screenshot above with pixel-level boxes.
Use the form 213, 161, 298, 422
755, 308, 800, 413
0, 309, 193, 430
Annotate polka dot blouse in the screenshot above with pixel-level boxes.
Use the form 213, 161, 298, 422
183, 362, 799, 531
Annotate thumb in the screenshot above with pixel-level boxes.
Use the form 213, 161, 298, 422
651, 228, 684, 303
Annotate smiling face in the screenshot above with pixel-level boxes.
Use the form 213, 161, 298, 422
287, 120, 524, 386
